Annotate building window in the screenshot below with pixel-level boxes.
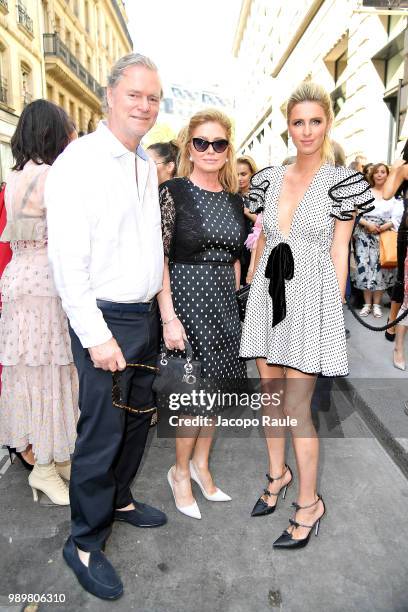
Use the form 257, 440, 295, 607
334, 50, 347, 84
46, 83, 53, 102
385, 51, 404, 91
280, 130, 288, 147
0, 43, 8, 106
65, 29, 72, 51
324, 36, 348, 87
59, 93, 65, 109
69, 100, 75, 122
161, 98, 173, 114
78, 106, 83, 132
257, 129, 264, 144
21, 63, 32, 107
105, 23, 110, 51
84, 0, 90, 32
17, 0, 34, 35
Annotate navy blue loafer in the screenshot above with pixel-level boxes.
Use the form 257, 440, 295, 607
63, 536, 123, 600
114, 500, 167, 528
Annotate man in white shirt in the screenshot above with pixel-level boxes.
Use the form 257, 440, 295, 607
46, 53, 166, 601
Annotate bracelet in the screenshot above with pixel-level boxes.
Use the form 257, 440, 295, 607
162, 314, 178, 325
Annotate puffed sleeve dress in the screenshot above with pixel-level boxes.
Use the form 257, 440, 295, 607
240, 164, 374, 376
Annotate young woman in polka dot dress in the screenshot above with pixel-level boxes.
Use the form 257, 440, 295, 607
240, 82, 374, 549
157, 109, 247, 519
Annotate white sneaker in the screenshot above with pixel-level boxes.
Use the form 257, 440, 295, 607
359, 304, 372, 317
372, 304, 383, 318
189, 461, 232, 502
167, 467, 201, 519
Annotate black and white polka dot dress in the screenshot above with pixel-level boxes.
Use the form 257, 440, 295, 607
240, 164, 374, 376
159, 178, 247, 379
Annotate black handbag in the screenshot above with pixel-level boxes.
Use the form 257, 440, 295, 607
236, 284, 251, 322
152, 339, 201, 395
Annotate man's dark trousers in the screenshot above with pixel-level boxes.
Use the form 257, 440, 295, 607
68, 302, 159, 552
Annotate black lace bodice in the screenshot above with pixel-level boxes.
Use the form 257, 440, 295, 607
159, 178, 246, 264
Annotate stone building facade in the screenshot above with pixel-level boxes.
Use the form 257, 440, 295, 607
0, 0, 132, 180
233, 0, 408, 166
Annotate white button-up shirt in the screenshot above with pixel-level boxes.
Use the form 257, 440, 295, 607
46, 121, 164, 348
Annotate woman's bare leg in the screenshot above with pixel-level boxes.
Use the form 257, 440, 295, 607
394, 324, 407, 367
283, 368, 324, 539
363, 289, 373, 305
172, 426, 200, 507
191, 422, 218, 494
256, 359, 291, 505
388, 301, 401, 335
373, 289, 383, 305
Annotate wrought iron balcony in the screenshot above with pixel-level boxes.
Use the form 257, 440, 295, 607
17, 1, 33, 35
43, 33, 104, 100
0, 77, 7, 105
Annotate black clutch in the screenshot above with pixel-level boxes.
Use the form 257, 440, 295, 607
236, 284, 251, 322
152, 339, 201, 395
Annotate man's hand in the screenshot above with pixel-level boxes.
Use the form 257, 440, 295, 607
88, 338, 126, 372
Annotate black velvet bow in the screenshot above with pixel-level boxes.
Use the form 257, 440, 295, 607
264, 242, 294, 327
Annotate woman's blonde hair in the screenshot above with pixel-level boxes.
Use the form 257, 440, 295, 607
286, 81, 335, 165
236, 155, 258, 176
178, 109, 239, 193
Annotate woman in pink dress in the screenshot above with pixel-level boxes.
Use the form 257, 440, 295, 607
0, 100, 78, 505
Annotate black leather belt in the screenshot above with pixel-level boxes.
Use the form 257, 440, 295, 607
96, 299, 156, 313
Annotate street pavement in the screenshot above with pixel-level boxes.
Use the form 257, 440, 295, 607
0, 305, 407, 612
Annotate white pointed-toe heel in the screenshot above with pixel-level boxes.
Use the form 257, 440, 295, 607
393, 350, 406, 371
167, 467, 201, 519
189, 461, 232, 502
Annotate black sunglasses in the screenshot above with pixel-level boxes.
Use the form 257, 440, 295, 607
192, 137, 229, 153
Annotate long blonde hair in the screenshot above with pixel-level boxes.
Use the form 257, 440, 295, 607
177, 109, 239, 193
286, 81, 335, 165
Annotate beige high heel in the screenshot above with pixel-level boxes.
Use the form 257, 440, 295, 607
393, 349, 406, 371
28, 462, 70, 505
55, 460, 71, 482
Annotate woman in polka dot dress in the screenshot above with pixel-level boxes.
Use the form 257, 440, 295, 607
240, 82, 374, 549
157, 109, 246, 519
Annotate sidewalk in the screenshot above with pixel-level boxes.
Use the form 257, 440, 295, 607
343, 305, 408, 475
0, 311, 407, 612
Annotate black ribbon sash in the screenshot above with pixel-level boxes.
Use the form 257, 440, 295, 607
264, 242, 294, 327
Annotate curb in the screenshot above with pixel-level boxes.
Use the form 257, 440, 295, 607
336, 377, 408, 480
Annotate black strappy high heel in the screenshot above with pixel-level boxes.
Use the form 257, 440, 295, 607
251, 465, 293, 517
273, 494, 325, 549
7, 447, 34, 471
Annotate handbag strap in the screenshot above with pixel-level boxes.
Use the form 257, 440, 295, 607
160, 339, 194, 361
